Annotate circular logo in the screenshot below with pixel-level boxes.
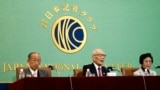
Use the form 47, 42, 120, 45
51, 16, 87, 53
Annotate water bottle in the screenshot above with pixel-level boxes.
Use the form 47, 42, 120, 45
19, 68, 25, 79
86, 69, 91, 77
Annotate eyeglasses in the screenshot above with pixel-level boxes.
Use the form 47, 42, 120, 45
94, 54, 106, 57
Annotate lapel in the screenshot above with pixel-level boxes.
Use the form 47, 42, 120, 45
101, 67, 106, 73
26, 68, 32, 75
90, 63, 108, 76
38, 70, 40, 77
23, 68, 32, 77
90, 63, 98, 76
139, 68, 145, 74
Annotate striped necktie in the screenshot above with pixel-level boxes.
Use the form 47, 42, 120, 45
98, 67, 102, 77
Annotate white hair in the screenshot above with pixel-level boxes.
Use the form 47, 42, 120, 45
92, 48, 105, 55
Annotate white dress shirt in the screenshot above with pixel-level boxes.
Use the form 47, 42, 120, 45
93, 63, 102, 77
29, 68, 38, 77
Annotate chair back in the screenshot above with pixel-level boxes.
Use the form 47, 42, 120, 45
73, 69, 83, 77
121, 67, 139, 76
16, 67, 51, 80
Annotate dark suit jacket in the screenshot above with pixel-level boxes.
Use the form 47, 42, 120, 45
23, 68, 49, 77
83, 63, 109, 76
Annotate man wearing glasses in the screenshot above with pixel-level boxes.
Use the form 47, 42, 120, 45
83, 49, 109, 77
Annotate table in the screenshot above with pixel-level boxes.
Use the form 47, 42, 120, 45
8, 76, 160, 90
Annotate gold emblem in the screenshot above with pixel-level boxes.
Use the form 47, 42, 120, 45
40, 4, 97, 53
52, 16, 87, 53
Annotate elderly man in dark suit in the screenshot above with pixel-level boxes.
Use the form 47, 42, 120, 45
83, 49, 109, 77
23, 52, 49, 77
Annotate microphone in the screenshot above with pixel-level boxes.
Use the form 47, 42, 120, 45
105, 66, 121, 72
47, 65, 60, 76
106, 66, 114, 72
155, 65, 160, 69
48, 65, 56, 70
105, 66, 119, 76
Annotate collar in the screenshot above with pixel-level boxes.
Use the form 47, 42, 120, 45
93, 63, 102, 69
29, 67, 38, 75
141, 67, 145, 72
141, 67, 150, 73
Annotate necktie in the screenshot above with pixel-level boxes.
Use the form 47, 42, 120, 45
98, 67, 102, 77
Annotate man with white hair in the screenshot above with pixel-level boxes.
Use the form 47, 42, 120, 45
82, 49, 109, 77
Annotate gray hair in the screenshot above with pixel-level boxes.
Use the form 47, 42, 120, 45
92, 48, 105, 55
28, 52, 40, 59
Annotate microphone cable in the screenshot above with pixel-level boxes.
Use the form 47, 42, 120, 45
142, 76, 147, 90
69, 76, 74, 90
55, 69, 60, 77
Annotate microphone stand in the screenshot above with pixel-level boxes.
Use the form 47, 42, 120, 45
106, 66, 120, 72
48, 65, 60, 77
